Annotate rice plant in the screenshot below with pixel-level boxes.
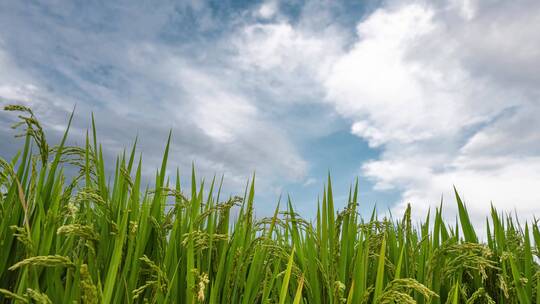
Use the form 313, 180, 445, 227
0, 104, 539, 303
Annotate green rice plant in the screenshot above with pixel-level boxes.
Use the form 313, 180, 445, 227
0, 104, 539, 303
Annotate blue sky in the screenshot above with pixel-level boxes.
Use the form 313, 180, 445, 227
1, 0, 540, 224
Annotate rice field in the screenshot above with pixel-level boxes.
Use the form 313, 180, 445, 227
0, 104, 539, 303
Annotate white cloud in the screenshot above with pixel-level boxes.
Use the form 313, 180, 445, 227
235, 22, 334, 74
172, 66, 258, 144
0, 3, 309, 200
255, 0, 279, 20
124, 47, 309, 183
234, 0, 540, 224
324, 4, 515, 147
323, 1, 540, 224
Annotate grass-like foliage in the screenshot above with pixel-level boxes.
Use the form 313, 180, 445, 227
1, 105, 539, 303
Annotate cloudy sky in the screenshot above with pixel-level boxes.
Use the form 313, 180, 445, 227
1, 0, 539, 224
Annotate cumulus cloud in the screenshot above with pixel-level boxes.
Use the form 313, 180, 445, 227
255, 0, 279, 20
324, 0, 540, 224
234, 0, 540, 224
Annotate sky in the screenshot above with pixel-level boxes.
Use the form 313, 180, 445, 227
1, 0, 539, 226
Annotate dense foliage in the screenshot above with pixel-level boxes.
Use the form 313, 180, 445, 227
0, 105, 539, 303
